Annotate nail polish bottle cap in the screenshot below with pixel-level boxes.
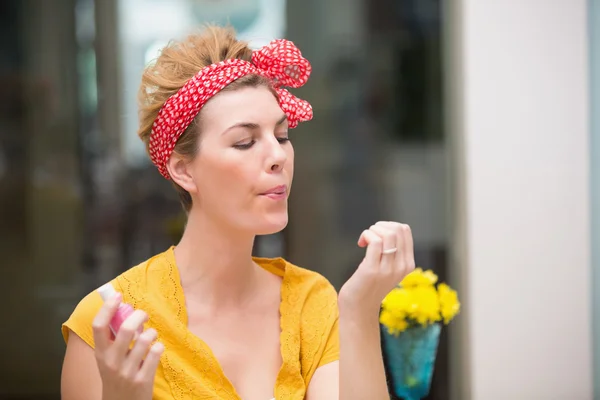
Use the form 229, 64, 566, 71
97, 283, 117, 302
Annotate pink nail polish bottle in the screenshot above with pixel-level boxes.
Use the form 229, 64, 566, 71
97, 283, 142, 336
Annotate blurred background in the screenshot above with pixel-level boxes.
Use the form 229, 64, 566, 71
0, 0, 597, 399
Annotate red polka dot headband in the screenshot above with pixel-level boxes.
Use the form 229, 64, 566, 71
148, 39, 313, 179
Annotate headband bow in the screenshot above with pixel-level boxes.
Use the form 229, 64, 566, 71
149, 39, 313, 179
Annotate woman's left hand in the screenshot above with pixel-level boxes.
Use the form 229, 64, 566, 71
339, 221, 416, 318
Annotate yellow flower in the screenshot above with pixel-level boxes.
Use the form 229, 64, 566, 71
380, 268, 461, 333
401, 268, 438, 287
380, 308, 409, 335
404, 285, 442, 326
380, 288, 411, 334
438, 283, 460, 324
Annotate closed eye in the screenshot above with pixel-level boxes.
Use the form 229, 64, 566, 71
233, 137, 290, 150
233, 140, 255, 150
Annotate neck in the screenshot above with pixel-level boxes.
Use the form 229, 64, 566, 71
174, 208, 258, 307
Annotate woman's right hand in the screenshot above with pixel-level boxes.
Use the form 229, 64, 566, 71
92, 293, 164, 400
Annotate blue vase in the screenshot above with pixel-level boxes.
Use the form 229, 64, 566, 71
381, 323, 442, 400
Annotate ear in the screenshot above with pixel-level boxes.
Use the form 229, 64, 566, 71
166, 153, 197, 194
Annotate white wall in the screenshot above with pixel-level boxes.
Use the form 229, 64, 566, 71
447, 1, 593, 399
590, 0, 600, 396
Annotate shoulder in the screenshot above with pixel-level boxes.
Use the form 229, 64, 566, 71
253, 257, 337, 304
285, 261, 338, 310
61, 248, 172, 348
255, 256, 338, 306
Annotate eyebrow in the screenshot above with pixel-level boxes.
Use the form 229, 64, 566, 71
222, 114, 288, 135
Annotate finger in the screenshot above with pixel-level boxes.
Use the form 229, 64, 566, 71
357, 230, 368, 247
360, 230, 383, 268
375, 220, 405, 253
399, 224, 415, 273
112, 310, 148, 364
122, 328, 158, 377
138, 342, 165, 380
368, 225, 397, 273
375, 221, 415, 278
375, 221, 401, 240
92, 293, 122, 353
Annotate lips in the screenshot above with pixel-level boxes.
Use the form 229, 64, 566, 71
261, 185, 287, 195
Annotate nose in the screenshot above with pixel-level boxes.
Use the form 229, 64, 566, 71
266, 137, 287, 173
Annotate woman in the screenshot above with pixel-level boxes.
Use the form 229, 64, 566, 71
61, 26, 415, 400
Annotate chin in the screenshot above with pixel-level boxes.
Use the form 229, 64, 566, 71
253, 213, 289, 236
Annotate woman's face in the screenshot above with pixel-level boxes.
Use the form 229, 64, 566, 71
171, 86, 294, 235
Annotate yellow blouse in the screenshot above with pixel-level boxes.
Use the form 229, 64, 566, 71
62, 247, 339, 400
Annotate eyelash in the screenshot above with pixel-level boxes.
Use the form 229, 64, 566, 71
233, 137, 290, 150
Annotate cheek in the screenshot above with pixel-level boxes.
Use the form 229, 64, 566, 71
286, 146, 294, 176
194, 154, 256, 195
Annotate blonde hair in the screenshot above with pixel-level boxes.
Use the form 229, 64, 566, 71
137, 25, 274, 212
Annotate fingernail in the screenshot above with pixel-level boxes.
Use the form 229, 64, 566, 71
155, 342, 165, 353
111, 293, 122, 304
